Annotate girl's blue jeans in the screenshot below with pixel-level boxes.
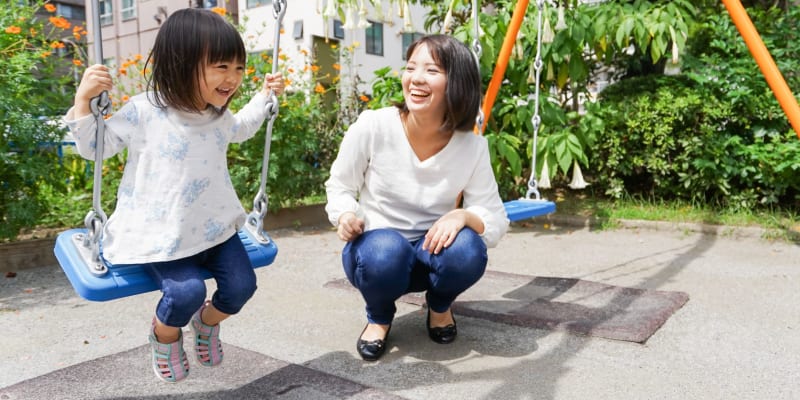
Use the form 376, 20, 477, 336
137, 233, 257, 327
342, 228, 488, 325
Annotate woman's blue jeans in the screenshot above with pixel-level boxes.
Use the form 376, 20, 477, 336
139, 233, 257, 327
342, 228, 488, 325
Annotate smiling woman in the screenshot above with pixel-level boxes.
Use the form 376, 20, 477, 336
324, 34, 508, 361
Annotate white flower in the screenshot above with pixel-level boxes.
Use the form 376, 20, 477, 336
568, 161, 588, 189
538, 163, 551, 189
323, 0, 337, 18
555, 5, 567, 31
402, 1, 413, 32
542, 15, 555, 44
343, 5, 356, 29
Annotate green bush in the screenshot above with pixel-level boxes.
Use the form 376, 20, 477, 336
1, 2, 76, 240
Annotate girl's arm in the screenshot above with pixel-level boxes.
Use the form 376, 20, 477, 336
63, 64, 128, 160
70, 64, 114, 119
230, 72, 286, 143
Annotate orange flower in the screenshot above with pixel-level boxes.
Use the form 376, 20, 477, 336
332, 63, 341, 71
44, 3, 56, 12
49, 16, 71, 29
4, 26, 21, 34
310, 65, 320, 73
246, 66, 255, 75
252, 76, 260, 83
119, 67, 127, 75
41, 51, 52, 58
280, 28, 285, 34
211, 7, 226, 16
287, 67, 295, 73
72, 59, 83, 66
50, 41, 65, 49
122, 95, 130, 102
314, 83, 325, 94
359, 95, 369, 102
300, 49, 308, 56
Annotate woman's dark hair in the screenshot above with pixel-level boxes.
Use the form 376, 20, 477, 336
396, 34, 482, 132
145, 8, 246, 114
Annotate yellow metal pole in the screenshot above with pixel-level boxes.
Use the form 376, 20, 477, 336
721, 0, 800, 138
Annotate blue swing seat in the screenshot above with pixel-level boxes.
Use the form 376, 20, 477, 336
504, 198, 556, 222
54, 227, 277, 302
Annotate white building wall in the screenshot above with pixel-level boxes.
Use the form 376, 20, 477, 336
239, 0, 433, 95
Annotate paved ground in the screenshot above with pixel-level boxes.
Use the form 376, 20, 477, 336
1, 218, 799, 399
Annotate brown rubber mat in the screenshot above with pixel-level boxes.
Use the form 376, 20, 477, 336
326, 270, 689, 343
0, 344, 406, 400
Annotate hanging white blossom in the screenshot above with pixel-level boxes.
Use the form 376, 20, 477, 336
568, 160, 588, 189
541, 14, 555, 43
323, 0, 337, 18
357, 0, 370, 29
555, 5, 567, 31
402, 0, 413, 32
538, 162, 551, 189
343, 4, 356, 29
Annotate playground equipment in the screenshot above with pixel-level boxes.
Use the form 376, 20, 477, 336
721, 0, 800, 139
471, 0, 556, 221
53, 0, 287, 301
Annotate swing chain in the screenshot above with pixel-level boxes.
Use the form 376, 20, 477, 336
525, 0, 547, 201
471, 0, 485, 132
246, 0, 286, 241
81, 92, 110, 271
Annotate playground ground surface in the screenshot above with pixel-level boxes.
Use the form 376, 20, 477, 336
1, 213, 799, 399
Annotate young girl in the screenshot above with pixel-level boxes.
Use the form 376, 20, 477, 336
64, 9, 284, 382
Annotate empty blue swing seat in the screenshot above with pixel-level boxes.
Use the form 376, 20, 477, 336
54, 227, 277, 302
504, 199, 556, 222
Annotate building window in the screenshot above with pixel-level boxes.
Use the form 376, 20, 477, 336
401, 32, 424, 60
247, 0, 272, 8
57, 3, 86, 20
293, 20, 303, 39
121, 0, 136, 20
99, 0, 113, 26
365, 21, 383, 56
332, 20, 344, 39
204, 0, 218, 7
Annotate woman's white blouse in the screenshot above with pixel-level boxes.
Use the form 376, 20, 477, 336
325, 107, 509, 248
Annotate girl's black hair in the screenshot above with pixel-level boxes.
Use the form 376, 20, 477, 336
145, 8, 246, 114
396, 34, 482, 132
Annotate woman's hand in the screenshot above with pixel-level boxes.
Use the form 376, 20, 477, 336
423, 210, 469, 254
73, 64, 113, 119
262, 72, 285, 96
337, 212, 365, 242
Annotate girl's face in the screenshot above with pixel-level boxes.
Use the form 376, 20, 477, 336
198, 59, 245, 109
402, 43, 448, 119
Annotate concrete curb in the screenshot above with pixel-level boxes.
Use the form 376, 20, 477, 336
2, 204, 793, 273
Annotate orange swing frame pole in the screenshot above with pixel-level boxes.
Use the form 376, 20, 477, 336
721, 0, 800, 138
479, 0, 529, 134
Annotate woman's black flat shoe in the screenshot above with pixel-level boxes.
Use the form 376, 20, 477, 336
356, 324, 391, 361
427, 307, 457, 344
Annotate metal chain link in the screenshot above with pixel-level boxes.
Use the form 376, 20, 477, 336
525, 0, 546, 200
247, 0, 287, 240
471, 0, 485, 132
82, 1, 111, 275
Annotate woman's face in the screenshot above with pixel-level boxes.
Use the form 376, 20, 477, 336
198, 59, 245, 109
402, 43, 448, 119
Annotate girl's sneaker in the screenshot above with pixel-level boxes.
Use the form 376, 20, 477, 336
191, 301, 224, 367
148, 318, 189, 383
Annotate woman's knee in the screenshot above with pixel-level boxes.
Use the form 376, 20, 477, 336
433, 228, 488, 286
345, 229, 413, 283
